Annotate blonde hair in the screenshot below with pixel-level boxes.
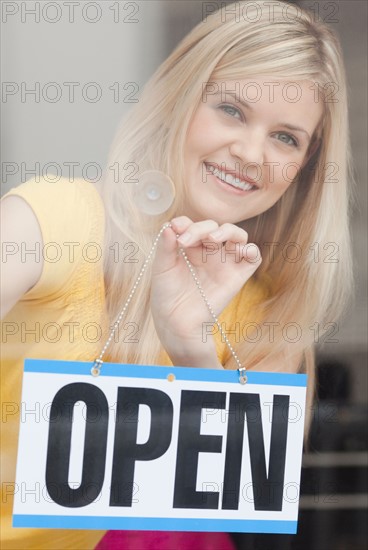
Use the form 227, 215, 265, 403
98, 0, 354, 436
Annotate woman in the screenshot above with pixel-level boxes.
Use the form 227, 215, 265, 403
1, 1, 353, 549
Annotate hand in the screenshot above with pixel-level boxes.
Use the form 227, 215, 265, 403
150, 216, 262, 367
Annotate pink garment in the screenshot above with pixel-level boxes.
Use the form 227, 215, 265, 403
95, 530, 236, 550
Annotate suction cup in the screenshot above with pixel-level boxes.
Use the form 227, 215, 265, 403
133, 170, 175, 215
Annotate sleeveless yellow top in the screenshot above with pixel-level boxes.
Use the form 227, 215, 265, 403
0, 176, 270, 549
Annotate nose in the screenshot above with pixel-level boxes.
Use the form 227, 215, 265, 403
229, 129, 265, 169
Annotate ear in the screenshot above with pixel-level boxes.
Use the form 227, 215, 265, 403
301, 138, 321, 168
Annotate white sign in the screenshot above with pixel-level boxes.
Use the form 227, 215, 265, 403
13, 359, 307, 534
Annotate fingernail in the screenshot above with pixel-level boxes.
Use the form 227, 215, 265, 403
177, 232, 191, 244
209, 229, 223, 239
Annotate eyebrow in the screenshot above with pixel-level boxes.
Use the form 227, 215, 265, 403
279, 123, 311, 141
212, 91, 254, 111
211, 91, 311, 141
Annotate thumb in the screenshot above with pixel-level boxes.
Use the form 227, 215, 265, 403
152, 225, 178, 275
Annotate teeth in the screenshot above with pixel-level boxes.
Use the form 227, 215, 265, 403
206, 164, 255, 191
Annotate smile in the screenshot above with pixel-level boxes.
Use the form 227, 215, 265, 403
205, 163, 257, 192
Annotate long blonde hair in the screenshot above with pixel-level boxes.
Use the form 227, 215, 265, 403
98, 0, 354, 435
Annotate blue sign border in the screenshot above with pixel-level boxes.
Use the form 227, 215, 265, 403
23, 358, 307, 387
13, 514, 297, 534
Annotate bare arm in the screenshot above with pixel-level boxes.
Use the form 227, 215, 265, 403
0, 195, 44, 319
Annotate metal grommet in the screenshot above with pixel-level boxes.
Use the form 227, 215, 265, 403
238, 367, 247, 385
91, 359, 103, 377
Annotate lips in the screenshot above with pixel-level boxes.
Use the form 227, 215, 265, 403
204, 162, 260, 192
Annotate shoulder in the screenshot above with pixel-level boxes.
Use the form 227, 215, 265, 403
2, 174, 104, 220
1, 175, 105, 302
2, 174, 105, 245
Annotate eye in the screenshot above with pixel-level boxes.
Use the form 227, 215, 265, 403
274, 132, 299, 147
218, 103, 244, 121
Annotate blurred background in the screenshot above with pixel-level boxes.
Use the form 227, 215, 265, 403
1, 1, 367, 548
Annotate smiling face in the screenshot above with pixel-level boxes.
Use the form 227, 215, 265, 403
182, 78, 324, 224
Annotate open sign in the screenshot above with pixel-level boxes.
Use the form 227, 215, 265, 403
13, 359, 307, 534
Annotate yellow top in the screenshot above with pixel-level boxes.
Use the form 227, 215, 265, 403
0, 176, 270, 550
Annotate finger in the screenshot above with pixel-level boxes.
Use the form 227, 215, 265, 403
176, 219, 219, 246
242, 243, 262, 265
208, 223, 249, 245
170, 216, 193, 235
151, 225, 178, 275
206, 223, 262, 266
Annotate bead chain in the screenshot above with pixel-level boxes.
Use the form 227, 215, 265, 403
91, 222, 247, 384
